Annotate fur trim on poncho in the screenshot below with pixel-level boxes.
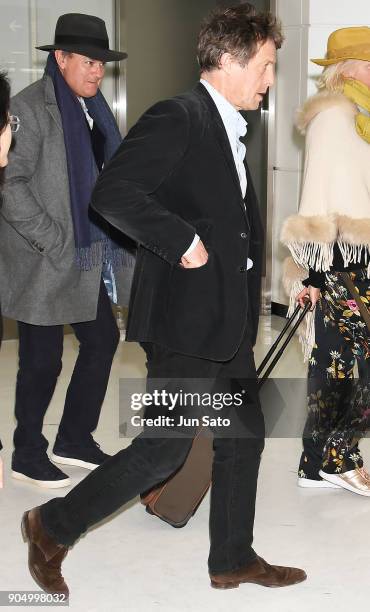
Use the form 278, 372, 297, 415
295, 91, 356, 134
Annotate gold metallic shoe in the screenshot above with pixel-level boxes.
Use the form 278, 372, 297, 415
319, 468, 370, 496
358, 467, 370, 482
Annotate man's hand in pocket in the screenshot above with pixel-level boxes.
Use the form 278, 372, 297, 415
180, 240, 208, 269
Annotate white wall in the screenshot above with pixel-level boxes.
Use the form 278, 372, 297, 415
272, 0, 370, 305
0, 0, 116, 107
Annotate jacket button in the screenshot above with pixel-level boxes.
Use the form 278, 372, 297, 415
239, 266, 247, 273
240, 232, 247, 239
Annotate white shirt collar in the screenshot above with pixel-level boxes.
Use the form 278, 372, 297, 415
200, 78, 247, 136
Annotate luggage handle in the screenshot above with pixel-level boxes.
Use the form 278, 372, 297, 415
257, 300, 312, 388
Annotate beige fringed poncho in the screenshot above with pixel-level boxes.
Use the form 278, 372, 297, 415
281, 90, 370, 360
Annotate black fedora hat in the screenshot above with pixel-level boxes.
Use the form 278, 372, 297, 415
36, 13, 127, 62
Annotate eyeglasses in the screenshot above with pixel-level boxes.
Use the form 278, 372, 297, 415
9, 115, 20, 133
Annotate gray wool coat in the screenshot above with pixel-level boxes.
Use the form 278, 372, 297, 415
0, 73, 132, 325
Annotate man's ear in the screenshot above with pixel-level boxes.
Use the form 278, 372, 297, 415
54, 50, 67, 72
219, 53, 234, 75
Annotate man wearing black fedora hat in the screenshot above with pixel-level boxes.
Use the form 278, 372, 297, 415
0, 13, 134, 488
36, 13, 127, 62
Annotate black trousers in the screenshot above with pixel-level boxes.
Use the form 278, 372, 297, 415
40, 330, 265, 573
13, 280, 119, 460
299, 270, 370, 479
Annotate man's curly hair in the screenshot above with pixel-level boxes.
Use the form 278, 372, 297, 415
197, 3, 284, 71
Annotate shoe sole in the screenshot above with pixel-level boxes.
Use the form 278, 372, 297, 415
210, 575, 307, 589
12, 471, 71, 488
51, 454, 99, 471
298, 478, 341, 489
21, 512, 69, 598
319, 470, 370, 496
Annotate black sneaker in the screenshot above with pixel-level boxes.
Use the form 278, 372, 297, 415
12, 454, 71, 488
51, 439, 111, 471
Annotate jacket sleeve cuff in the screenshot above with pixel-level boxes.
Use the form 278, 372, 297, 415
303, 268, 326, 290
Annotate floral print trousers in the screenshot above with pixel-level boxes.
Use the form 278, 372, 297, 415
298, 270, 370, 479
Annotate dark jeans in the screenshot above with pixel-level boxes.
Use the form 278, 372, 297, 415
40, 331, 265, 573
13, 280, 119, 461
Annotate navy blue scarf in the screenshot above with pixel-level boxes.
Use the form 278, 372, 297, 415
45, 53, 135, 270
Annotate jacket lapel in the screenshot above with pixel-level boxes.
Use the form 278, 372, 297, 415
193, 82, 246, 213
43, 74, 63, 133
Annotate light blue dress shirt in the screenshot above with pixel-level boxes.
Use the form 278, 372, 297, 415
200, 79, 248, 197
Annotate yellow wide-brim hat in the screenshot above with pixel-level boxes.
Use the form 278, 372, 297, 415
311, 26, 370, 66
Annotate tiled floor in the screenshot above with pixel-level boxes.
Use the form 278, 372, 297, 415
0, 315, 369, 611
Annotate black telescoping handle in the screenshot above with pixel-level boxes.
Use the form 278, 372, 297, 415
257, 300, 312, 389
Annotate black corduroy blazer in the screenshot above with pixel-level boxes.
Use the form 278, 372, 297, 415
91, 82, 264, 361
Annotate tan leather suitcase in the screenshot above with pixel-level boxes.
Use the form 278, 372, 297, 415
140, 427, 213, 527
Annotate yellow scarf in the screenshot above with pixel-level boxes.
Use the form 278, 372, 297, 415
343, 78, 370, 144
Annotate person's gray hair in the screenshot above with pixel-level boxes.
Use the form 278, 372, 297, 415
318, 59, 361, 91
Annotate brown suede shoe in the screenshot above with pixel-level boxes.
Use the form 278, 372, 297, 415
210, 556, 307, 589
21, 507, 69, 597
